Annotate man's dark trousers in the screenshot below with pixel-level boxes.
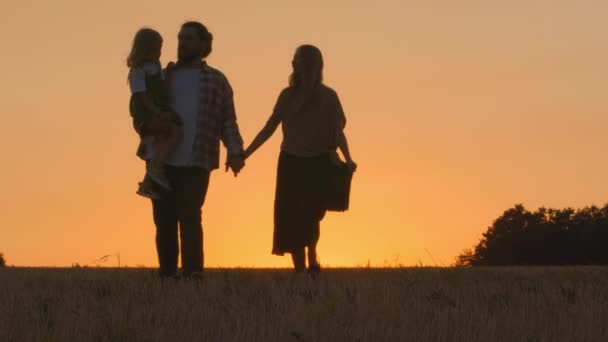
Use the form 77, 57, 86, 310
152, 165, 210, 278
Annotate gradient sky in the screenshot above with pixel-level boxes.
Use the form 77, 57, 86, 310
1, 0, 607, 267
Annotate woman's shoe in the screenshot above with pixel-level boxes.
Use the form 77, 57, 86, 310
307, 263, 321, 279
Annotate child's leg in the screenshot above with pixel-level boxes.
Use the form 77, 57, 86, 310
143, 118, 174, 189
144, 118, 173, 168
136, 178, 162, 200
152, 124, 183, 166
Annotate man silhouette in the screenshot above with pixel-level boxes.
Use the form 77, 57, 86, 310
148, 21, 245, 278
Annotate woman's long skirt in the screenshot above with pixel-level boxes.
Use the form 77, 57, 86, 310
272, 151, 329, 255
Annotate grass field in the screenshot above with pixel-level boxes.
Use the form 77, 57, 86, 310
1, 266, 607, 341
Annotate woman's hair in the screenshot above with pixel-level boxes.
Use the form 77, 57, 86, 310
289, 45, 324, 89
181, 21, 214, 59
126, 28, 162, 68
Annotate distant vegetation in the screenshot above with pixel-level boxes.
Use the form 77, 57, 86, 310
0, 252, 5, 267
1, 267, 607, 340
458, 204, 608, 266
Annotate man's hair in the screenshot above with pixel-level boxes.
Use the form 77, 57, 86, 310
181, 21, 213, 58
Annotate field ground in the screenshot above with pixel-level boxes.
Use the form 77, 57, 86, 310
1, 266, 607, 341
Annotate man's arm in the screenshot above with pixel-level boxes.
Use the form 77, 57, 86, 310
219, 77, 245, 175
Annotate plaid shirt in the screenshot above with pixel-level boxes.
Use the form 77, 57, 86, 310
187, 62, 244, 170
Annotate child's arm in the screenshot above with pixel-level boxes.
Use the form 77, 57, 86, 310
129, 66, 169, 120
163, 62, 175, 94
134, 92, 164, 118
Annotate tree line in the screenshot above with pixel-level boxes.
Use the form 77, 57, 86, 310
458, 204, 608, 266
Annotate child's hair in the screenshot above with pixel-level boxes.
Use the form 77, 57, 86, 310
127, 28, 162, 68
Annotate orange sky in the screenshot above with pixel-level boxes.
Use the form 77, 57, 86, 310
1, 0, 607, 267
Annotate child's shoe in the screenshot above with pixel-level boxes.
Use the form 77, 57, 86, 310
136, 181, 162, 200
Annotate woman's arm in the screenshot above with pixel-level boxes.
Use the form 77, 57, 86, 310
244, 90, 288, 159
244, 112, 281, 159
338, 130, 357, 172
331, 90, 357, 172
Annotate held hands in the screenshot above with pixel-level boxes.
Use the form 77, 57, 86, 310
225, 152, 246, 177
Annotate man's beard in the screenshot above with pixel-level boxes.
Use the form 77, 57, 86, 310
178, 48, 200, 64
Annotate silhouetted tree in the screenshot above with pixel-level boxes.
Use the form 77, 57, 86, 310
0, 252, 5, 267
454, 248, 474, 267
458, 204, 608, 266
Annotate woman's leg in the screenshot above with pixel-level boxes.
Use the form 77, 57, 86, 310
291, 248, 306, 273
307, 243, 319, 268
307, 242, 321, 278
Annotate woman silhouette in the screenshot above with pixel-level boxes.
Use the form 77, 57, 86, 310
244, 45, 357, 274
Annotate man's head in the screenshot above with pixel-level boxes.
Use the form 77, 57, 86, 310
177, 21, 213, 64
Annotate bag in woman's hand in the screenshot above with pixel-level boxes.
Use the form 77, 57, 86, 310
325, 155, 353, 212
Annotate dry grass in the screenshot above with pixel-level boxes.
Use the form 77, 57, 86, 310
1, 267, 607, 341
